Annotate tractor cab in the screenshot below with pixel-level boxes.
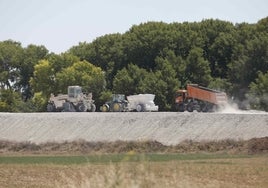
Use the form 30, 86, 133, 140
68, 86, 82, 98
112, 94, 126, 102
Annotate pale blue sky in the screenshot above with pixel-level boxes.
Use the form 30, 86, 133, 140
0, 0, 267, 53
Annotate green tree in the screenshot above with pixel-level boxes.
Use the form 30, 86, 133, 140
30, 60, 56, 98
0, 89, 24, 112
69, 34, 125, 71
228, 33, 268, 100
256, 17, 268, 33
157, 50, 187, 86
199, 19, 234, 60
249, 71, 268, 111
0, 40, 23, 89
47, 52, 80, 73
209, 32, 236, 78
185, 47, 212, 86
123, 22, 172, 69
155, 55, 181, 110
20, 44, 48, 100
113, 64, 148, 95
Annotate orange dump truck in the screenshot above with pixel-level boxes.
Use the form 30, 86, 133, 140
175, 84, 227, 112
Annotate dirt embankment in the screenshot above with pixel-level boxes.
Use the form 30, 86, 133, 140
0, 137, 267, 155
0, 112, 267, 145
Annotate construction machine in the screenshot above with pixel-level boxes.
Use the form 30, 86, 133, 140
47, 86, 96, 112
175, 84, 227, 112
127, 94, 158, 112
100, 94, 128, 112
100, 94, 158, 112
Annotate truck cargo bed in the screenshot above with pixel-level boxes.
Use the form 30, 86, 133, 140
187, 84, 227, 105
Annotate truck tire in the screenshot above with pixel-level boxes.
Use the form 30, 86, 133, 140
177, 104, 184, 112
136, 104, 145, 112
201, 104, 208, 112
187, 103, 193, 112
207, 104, 217, 112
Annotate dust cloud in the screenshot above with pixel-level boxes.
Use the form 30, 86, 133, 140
218, 102, 267, 114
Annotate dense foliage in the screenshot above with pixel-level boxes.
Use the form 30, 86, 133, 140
0, 17, 267, 111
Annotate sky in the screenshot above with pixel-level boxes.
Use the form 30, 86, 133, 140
0, 0, 267, 54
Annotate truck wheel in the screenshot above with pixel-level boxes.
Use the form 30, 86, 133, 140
47, 103, 56, 112
207, 104, 217, 112
196, 105, 201, 112
187, 103, 193, 112
112, 102, 121, 112
77, 103, 87, 112
201, 104, 208, 112
177, 104, 184, 112
136, 104, 144, 112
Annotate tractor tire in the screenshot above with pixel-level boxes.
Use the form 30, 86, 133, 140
136, 104, 145, 112
76, 103, 87, 112
47, 103, 56, 112
90, 104, 96, 112
112, 102, 122, 112
101, 104, 109, 112
62, 102, 76, 112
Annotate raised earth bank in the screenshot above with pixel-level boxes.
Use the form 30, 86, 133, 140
0, 112, 267, 145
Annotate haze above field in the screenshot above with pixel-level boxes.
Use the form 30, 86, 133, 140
0, 0, 267, 53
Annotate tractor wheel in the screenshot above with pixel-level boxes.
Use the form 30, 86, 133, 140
90, 104, 96, 112
136, 104, 145, 112
62, 102, 76, 112
112, 102, 122, 112
47, 103, 56, 112
101, 104, 109, 112
76, 103, 87, 112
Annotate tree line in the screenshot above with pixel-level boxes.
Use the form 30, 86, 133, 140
0, 17, 268, 112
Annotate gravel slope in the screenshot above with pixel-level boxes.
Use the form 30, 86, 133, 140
0, 112, 267, 145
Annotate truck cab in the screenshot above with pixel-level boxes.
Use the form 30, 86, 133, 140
175, 89, 188, 112
175, 89, 187, 104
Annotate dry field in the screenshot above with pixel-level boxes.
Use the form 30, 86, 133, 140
0, 156, 267, 188
0, 138, 267, 188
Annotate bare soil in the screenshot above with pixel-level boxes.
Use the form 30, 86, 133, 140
0, 156, 267, 188
0, 137, 267, 155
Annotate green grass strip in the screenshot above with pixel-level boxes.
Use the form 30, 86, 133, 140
0, 153, 251, 165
